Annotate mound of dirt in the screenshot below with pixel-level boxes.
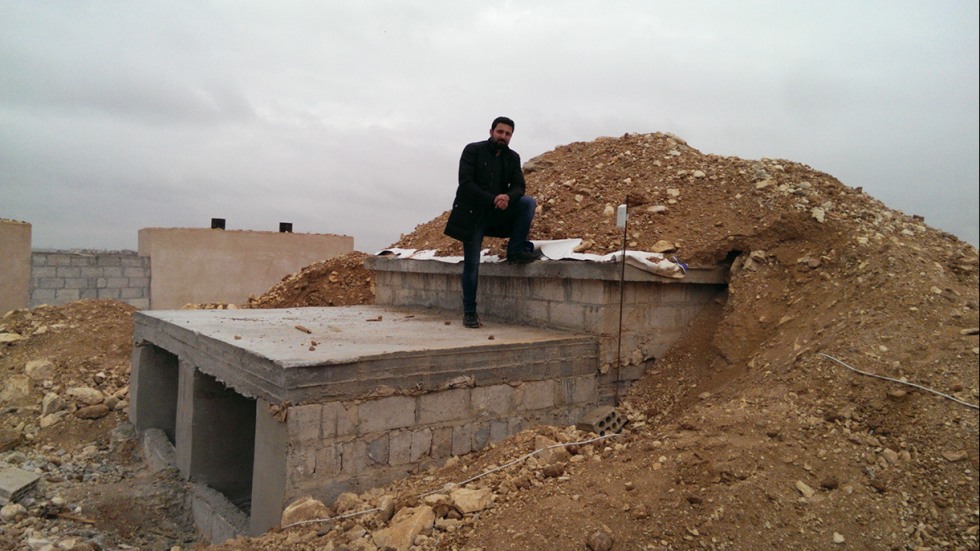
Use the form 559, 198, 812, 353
245, 251, 375, 309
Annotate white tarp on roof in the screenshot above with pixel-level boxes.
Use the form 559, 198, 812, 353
378, 239, 687, 279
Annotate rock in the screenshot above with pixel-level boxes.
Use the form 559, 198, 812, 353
535, 435, 571, 465
25, 359, 56, 380
0, 333, 25, 345
651, 240, 676, 253
811, 207, 826, 223
39, 413, 64, 428
74, 404, 110, 419
833, 532, 845, 544
0, 375, 32, 403
586, 526, 614, 551
647, 205, 669, 214
941, 450, 968, 462
281, 495, 333, 527
450, 487, 493, 514
795, 480, 815, 499
66, 387, 104, 406
41, 393, 64, 416
333, 492, 362, 514
372, 505, 434, 551
378, 494, 396, 523
881, 448, 899, 464
0, 429, 22, 453
0, 502, 27, 521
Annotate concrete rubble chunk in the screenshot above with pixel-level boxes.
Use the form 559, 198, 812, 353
0, 375, 32, 403
534, 435, 571, 465
0, 464, 41, 505
25, 359, 56, 380
281, 495, 333, 527
66, 387, 105, 405
450, 487, 493, 514
372, 505, 435, 551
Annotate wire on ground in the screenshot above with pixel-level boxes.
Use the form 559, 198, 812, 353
819, 352, 979, 411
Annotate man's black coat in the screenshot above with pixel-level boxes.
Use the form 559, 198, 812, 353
444, 138, 526, 242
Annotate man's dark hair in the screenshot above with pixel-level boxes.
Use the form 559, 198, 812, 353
491, 116, 515, 131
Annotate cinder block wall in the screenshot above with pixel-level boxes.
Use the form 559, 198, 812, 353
0, 219, 32, 313
30, 250, 150, 309
282, 375, 597, 509
367, 257, 727, 402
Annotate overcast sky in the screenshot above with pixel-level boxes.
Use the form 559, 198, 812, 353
2, 1, 978, 254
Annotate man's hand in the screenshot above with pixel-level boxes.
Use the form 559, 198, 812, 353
494, 194, 510, 210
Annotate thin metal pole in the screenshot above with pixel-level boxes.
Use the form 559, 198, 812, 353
615, 202, 628, 406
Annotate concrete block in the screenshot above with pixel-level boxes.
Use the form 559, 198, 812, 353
471, 384, 514, 417
97, 288, 121, 299
141, 428, 176, 473
0, 465, 41, 505
129, 276, 150, 288
32, 289, 55, 301
80, 289, 98, 300
96, 256, 122, 267
32, 266, 56, 278
56, 266, 81, 278
70, 256, 93, 267
105, 277, 129, 289
54, 289, 79, 301
366, 433, 390, 465
341, 440, 368, 474
473, 421, 491, 451
124, 267, 146, 277
321, 401, 357, 438
410, 429, 432, 463
287, 446, 316, 481
549, 302, 584, 329
358, 396, 415, 433
37, 277, 63, 289
121, 287, 146, 299
418, 388, 469, 424
520, 380, 555, 411
286, 404, 322, 443
48, 255, 71, 266
489, 420, 509, 444
452, 423, 475, 456
389, 430, 413, 466
63, 277, 88, 289
316, 444, 341, 474
430, 427, 453, 459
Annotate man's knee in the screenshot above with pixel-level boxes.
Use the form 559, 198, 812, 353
518, 195, 536, 212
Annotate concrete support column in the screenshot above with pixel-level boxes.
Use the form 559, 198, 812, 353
249, 398, 288, 536
129, 345, 179, 441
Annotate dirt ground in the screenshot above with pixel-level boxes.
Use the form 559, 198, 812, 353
2, 132, 978, 550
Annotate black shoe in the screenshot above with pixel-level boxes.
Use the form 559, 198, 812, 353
506, 249, 541, 264
463, 312, 482, 328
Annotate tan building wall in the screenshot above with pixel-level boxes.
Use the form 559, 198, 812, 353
138, 228, 353, 309
0, 219, 32, 313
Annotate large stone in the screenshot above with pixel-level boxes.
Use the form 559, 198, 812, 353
0, 333, 25, 345
25, 359, 56, 380
0, 375, 32, 403
66, 387, 104, 405
534, 435, 571, 465
74, 404, 110, 419
450, 487, 493, 514
372, 506, 435, 551
281, 496, 333, 528
41, 393, 65, 416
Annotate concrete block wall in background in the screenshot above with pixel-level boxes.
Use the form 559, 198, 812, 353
30, 250, 150, 309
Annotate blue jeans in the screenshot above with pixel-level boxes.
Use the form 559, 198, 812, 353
461, 195, 536, 313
